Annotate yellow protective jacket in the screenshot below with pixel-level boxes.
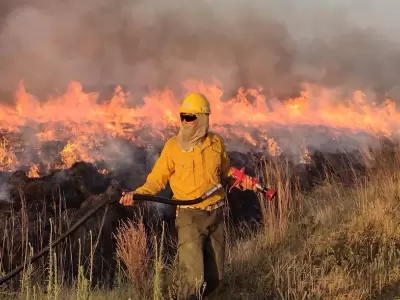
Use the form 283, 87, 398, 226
134, 132, 231, 209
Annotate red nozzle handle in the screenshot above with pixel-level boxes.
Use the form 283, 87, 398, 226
257, 184, 276, 201
264, 188, 276, 201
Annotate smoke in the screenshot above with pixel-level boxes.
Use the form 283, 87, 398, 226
1, 0, 400, 102
0, 182, 11, 203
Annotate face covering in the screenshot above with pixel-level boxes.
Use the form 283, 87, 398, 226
178, 113, 209, 152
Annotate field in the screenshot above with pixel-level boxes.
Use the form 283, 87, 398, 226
1, 0, 400, 298
0, 142, 399, 300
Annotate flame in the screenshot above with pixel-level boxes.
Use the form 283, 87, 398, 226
267, 138, 283, 157
27, 164, 40, 178
0, 137, 17, 171
0, 79, 399, 177
300, 143, 312, 165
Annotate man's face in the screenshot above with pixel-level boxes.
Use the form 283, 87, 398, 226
180, 113, 198, 126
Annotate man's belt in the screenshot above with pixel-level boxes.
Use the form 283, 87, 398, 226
179, 199, 225, 212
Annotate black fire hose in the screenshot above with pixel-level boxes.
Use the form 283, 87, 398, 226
0, 184, 223, 286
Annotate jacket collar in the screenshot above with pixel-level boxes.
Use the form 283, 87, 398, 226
199, 132, 217, 151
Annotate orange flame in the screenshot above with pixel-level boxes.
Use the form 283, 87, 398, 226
0, 79, 398, 176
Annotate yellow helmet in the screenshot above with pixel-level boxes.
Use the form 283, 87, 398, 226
179, 93, 211, 114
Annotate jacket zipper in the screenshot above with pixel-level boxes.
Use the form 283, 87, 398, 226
202, 148, 205, 185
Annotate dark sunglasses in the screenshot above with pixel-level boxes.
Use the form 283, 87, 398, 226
180, 113, 197, 122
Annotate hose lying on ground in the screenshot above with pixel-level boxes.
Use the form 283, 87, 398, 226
0, 186, 221, 286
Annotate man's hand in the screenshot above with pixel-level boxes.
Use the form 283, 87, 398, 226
239, 175, 258, 192
119, 191, 136, 206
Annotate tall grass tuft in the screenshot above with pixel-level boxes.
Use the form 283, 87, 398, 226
114, 216, 150, 297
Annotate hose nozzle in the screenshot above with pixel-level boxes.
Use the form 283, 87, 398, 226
201, 183, 223, 199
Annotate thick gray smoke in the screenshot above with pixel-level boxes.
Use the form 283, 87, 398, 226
0, 0, 400, 102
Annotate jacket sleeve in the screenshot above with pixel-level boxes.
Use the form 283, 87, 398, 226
134, 140, 175, 195
220, 138, 232, 182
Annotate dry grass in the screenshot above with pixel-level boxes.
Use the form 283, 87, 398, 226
215, 150, 400, 300
2, 148, 400, 299
114, 216, 150, 295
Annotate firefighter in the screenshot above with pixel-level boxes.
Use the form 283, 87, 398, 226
119, 92, 256, 299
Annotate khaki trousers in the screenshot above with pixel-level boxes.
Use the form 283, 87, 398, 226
176, 206, 226, 300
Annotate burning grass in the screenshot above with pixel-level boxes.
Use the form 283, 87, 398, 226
1, 148, 400, 299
